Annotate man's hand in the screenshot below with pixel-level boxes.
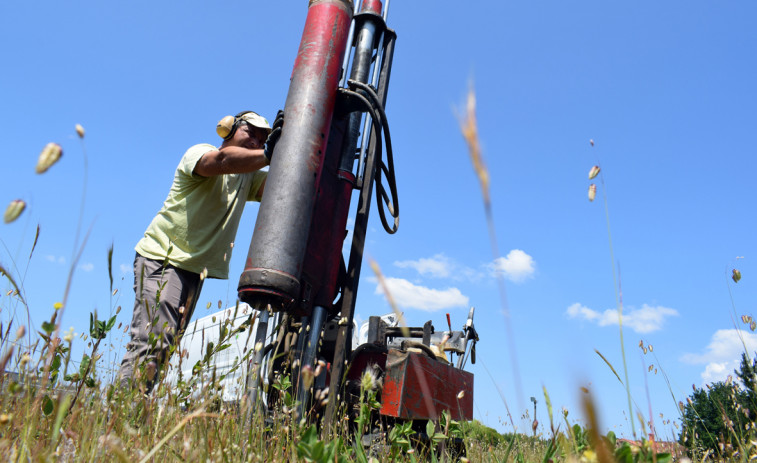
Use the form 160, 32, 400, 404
264, 110, 284, 163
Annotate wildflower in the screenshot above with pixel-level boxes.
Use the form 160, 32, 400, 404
588, 165, 600, 180
64, 327, 75, 343
581, 449, 598, 462
35, 143, 63, 174
4, 199, 26, 224
588, 184, 597, 202
54, 302, 63, 310
733, 269, 742, 283
75, 124, 85, 138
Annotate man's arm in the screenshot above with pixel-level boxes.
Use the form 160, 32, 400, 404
193, 146, 268, 177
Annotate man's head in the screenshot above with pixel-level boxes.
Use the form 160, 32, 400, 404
216, 111, 271, 149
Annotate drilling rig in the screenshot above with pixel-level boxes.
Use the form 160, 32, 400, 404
236, 0, 479, 445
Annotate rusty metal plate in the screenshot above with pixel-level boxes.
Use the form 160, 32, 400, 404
380, 349, 473, 421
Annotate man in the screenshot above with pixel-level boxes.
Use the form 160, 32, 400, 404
117, 110, 283, 392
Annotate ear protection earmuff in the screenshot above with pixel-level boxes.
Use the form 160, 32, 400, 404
216, 111, 254, 140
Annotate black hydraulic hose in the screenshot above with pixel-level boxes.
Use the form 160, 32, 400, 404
400, 340, 438, 361
347, 80, 399, 234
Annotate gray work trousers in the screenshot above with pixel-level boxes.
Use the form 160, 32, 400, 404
117, 253, 203, 392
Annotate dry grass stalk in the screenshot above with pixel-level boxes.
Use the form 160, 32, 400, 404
458, 84, 490, 207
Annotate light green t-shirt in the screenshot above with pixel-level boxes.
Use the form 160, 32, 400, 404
135, 143, 267, 279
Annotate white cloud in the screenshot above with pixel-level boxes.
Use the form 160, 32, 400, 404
79, 263, 94, 272
490, 249, 536, 283
566, 303, 678, 334
375, 277, 469, 312
681, 329, 757, 384
46, 255, 65, 265
394, 253, 453, 278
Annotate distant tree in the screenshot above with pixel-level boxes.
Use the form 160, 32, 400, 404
679, 355, 757, 459
462, 420, 505, 447
736, 352, 757, 419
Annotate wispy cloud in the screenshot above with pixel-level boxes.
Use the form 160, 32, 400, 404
489, 249, 536, 283
79, 262, 94, 272
46, 255, 65, 265
374, 277, 469, 312
566, 303, 678, 334
681, 329, 757, 384
394, 253, 453, 278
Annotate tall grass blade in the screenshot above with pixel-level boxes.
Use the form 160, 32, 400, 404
29, 225, 40, 260
595, 349, 623, 385
138, 409, 215, 463
0, 262, 26, 307
457, 81, 524, 411
107, 243, 114, 294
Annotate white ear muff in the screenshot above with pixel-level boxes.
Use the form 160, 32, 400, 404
216, 115, 236, 139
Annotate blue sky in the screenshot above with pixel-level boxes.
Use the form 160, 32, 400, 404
2, 1, 756, 440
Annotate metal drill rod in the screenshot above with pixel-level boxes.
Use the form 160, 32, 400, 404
295, 304, 328, 419
245, 308, 270, 410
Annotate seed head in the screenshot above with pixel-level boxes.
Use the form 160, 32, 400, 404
733, 269, 742, 283
36, 143, 63, 174
200, 268, 208, 281
361, 368, 379, 392
15, 326, 25, 340
588, 165, 600, 180
457, 390, 465, 399
3, 199, 26, 224
588, 184, 597, 202
301, 365, 314, 389
75, 124, 85, 138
